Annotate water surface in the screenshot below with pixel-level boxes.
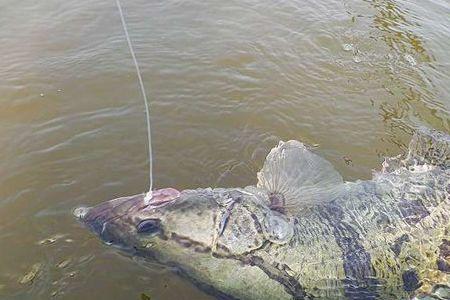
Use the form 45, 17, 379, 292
0, 0, 449, 299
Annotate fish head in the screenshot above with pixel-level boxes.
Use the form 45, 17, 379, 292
75, 139, 346, 266
75, 187, 295, 288
75, 188, 213, 250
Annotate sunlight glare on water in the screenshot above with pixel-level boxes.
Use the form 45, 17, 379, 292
0, 0, 449, 299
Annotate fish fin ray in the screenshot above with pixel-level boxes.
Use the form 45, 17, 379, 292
257, 140, 345, 214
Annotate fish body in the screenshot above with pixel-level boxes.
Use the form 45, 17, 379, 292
77, 128, 449, 299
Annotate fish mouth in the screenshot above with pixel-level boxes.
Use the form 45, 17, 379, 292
74, 188, 181, 243
75, 194, 146, 240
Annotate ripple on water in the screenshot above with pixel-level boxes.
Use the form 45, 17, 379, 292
0, 0, 449, 299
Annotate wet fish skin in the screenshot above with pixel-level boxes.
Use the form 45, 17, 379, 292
77, 128, 450, 300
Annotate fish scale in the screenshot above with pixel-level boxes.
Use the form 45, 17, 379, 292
77, 127, 450, 300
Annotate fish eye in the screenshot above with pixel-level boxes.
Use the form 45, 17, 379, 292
136, 219, 161, 234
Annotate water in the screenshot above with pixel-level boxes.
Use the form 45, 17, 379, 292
0, 0, 449, 299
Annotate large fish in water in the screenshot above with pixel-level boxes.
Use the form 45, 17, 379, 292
75, 128, 449, 300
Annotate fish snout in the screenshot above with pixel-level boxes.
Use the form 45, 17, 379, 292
75, 194, 146, 239
74, 188, 180, 243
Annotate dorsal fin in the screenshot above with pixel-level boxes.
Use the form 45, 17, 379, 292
257, 140, 345, 214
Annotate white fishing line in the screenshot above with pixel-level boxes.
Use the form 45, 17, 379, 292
115, 0, 153, 201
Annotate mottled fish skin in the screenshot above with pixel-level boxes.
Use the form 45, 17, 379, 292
78, 128, 450, 300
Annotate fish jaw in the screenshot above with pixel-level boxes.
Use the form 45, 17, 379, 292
75, 194, 145, 248
73, 187, 297, 300
74, 188, 181, 248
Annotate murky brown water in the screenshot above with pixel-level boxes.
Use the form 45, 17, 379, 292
0, 0, 449, 299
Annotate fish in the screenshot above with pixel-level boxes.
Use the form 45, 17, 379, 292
75, 127, 449, 300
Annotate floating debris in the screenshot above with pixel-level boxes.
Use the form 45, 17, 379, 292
343, 156, 353, 166
57, 89, 62, 92
141, 293, 151, 300
51, 291, 58, 297
40, 238, 56, 245
39, 93, 44, 97
19, 263, 41, 285
67, 271, 77, 278
57, 259, 71, 269
353, 56, 362, 63
39, 234, 66, 246
64, 239, 73, 243
311, 143, 320, 148
342, 43, 354, 52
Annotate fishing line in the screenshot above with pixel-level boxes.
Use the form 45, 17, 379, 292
115, 0, 153, 201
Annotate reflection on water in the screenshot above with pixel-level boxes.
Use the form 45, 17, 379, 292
351, 0, 448, 152
371, 0, 435, 144
0, 0, 449, 299
371, 0, 432, 62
